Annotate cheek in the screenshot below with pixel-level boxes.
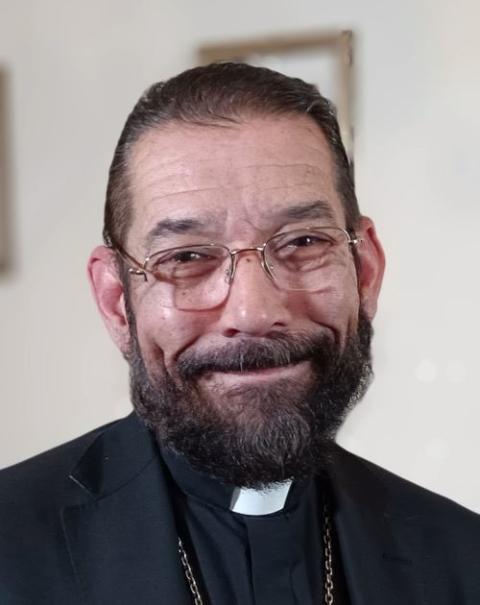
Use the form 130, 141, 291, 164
302, 272, 360, 339
132, 296, 205, 369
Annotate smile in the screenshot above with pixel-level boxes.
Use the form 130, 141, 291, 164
203, 360, 310, 384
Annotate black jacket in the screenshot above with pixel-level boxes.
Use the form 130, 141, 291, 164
0, 412, 479, 604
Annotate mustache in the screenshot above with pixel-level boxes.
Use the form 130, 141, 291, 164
176, 331, 338, 380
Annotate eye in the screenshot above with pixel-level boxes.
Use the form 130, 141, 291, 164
152, 248, 217, 268
276, 232, 334, 255
169, 250, 209, 264
286, 234, 331, 248
268, 231, 340, 267
147, 246, 227, 280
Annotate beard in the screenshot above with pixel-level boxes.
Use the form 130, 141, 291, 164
126, 301, 373, 489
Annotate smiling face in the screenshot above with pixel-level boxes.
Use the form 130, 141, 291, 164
89, 113, 385, 486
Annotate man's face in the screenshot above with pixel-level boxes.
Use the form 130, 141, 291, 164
89, 114, 384, 486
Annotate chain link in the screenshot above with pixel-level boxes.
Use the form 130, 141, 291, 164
323, 501, 334, 605
178, 499, 334, 605
178, 537, 204, 605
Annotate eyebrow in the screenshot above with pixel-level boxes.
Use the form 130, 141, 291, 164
145, 217, 209, 249
144, 200, 336, 249
277, 200, 336, 223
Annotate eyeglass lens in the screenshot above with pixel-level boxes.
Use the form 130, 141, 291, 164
144, 227, 350, 310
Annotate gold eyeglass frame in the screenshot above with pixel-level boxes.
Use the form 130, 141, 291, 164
111, 226, 361, 291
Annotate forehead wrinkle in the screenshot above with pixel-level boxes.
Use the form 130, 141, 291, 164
143, 187, 222, 205
229, 163, 332, 191
131, 134, 236, 182
239, 162, 324, 176
247, 180, 332, 194
143, 179, 330, 205
129, 145, 208, 198
135, 172, 333, 212
132, 167, 194, 196
130, 147, 330, 202
243, 162, 321, 171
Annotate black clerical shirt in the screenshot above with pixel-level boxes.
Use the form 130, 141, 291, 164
162, 448, 328, 605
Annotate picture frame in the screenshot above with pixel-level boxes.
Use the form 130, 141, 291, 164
198, 30, 354, 164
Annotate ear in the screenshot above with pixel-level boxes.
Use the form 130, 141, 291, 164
87, 245, 131, 355
354, 216, 385, 319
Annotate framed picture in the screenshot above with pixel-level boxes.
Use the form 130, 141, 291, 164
0, 67, 10, 274
199, 30, 354, 163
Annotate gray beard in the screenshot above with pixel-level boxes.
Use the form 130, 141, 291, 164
126, 304, 373, 489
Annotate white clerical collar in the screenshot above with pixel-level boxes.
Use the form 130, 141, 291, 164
229, 480, 293, 515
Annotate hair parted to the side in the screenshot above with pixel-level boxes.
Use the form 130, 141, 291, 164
103, 61, 359, 249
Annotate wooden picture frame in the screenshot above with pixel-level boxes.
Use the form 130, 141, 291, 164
199, 30, 354, 164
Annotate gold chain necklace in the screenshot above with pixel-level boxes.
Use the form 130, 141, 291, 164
178, 500, 334, 604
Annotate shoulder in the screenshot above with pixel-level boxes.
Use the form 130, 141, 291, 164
333, 447, 480, 598
0, 418, 119, 507
335, 444, 480, 531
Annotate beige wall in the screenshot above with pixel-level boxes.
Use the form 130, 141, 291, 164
1, 0, 479, 512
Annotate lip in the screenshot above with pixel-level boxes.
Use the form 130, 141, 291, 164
203, 360, 309, 384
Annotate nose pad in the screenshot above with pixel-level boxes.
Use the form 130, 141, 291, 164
228, 255, 280, 299
227, 247, 272, 285
262, 257, 275, 279
224, 253, 237, 285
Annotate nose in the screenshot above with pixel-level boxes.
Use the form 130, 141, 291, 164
218, 253, 292, 337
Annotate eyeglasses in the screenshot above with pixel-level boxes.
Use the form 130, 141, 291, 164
113, 226, 360, 311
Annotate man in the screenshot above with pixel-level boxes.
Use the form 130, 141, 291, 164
0, 62, 479, 604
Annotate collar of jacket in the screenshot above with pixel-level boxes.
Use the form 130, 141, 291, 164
62, 412, 424, 605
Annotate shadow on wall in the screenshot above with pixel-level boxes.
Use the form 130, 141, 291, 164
0, 66, 13, 277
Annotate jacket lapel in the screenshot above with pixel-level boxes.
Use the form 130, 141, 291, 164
62, 414, 426, 604
329, 446, 425, 605
61, 413, 191, 605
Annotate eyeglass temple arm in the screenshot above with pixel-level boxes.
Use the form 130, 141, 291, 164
348, 229, 362, 246
107, 242, 148, 282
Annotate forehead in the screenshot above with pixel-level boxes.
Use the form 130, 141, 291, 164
126, 114, 344, 250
